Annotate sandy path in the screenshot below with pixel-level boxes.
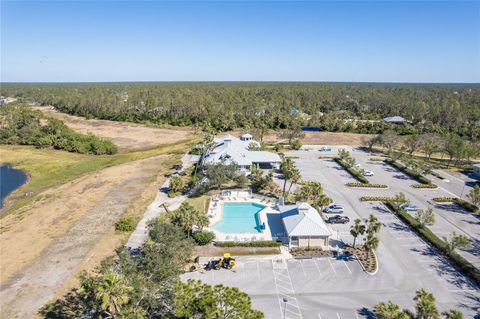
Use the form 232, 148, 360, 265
34, 106, 194, 153
0, 155, 167, 318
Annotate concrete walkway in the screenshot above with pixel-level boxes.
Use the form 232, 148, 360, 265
126, 154, 201, 248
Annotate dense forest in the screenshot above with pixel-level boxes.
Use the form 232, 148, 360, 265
1, 82, 479, 138
0, 103, 117, 155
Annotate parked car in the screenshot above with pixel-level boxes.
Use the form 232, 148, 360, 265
363, 170, 374, 176
320, 146, 332, 152
323, 204, 344, 214
400, 204, 419, 212
353, 163, 361, 168
327, 215, 350, 224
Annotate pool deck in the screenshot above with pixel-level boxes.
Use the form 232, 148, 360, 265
206, 191, 282, 242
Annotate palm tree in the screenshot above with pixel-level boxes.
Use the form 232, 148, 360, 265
350, 219, 366, 248
363, 232, 380, 263
286, 166, 301, 196
441, 309, 463, 319
95, 273, 132, 318
315, 194, 332, 211
366, 214, 381, 234
374, 300, 402, 319
414, 289, 439, 319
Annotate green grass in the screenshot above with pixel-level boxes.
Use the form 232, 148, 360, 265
0, 139, 193, 215
184, 194, 210, 214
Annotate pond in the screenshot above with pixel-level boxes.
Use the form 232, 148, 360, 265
1, 165, 28, 208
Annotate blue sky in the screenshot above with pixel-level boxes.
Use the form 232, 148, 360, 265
1, 1, 479, 83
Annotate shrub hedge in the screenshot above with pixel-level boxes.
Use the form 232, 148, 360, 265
455, 199, 480, 214
193, 230, 216, 245
432, 197, 479, 213
214, 240, 282, 248
384, 159, 431, 184
385, 202, 480, 286
359, 196, 393, 202
346, 182, 388, 188
115, 216, 136, 232
334, 158, 369, 184
432, 197, 456, 202
411, 183, 438, 189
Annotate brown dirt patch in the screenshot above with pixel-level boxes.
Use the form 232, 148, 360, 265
0, 155, 169, 318
34, 106, 195, 153
226, 129, 372, 146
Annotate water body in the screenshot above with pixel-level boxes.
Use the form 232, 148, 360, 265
0, 165, 28, 208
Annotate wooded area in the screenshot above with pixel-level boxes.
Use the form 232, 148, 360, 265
1, 82, 479, 139
0, 103, 117, 155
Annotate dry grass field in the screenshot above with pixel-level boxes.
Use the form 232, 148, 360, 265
34, 106, 196, 153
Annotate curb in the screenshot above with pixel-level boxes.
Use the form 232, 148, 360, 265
353, 250, 379, 276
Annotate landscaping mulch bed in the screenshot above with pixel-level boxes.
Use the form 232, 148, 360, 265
194, 245, 280, 257
290, 247, 333, 259
345, 246, 377, 273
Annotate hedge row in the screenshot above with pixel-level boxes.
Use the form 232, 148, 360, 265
432, 197, 456, 202
334, 158, 369, 184
431, 171, 445, 180
346, 182, 388, 188
384, 159, 432, 184
214, 241, 282, 248
385, 202, 480, 286
455, 199, 480, 214
432, 197, 479, 213
411, 183, 438, 189
359, 196, 393, 202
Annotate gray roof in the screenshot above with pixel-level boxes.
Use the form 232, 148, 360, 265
279, 203, 331, 237
383, 116, 407, 123
203, 135, 281, 167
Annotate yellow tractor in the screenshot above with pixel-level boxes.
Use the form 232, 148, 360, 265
221, 253, 236, 269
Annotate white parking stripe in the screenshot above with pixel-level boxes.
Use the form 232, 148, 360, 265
299, 260, 307, 278
337, 313, 341, 319
328, 258, 337, 275
313, 259, 322, 276
342, 260, 352, 274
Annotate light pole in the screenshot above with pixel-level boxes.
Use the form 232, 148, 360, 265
283, 297, 288, 319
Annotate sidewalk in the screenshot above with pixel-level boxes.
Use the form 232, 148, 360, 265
126, 154, 199, 249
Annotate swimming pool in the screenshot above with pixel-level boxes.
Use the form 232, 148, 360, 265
213, 203, 265, 233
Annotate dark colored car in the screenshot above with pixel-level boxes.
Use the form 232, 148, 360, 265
327, 215, 350, 224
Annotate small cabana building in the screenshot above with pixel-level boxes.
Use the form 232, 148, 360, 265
279, 203, 331, 249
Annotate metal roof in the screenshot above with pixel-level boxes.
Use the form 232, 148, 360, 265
279, 203, 332, 237
203, 135, 281, 166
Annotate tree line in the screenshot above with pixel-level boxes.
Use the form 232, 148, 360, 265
0, 103, 117, 155
1, 82, 479, 139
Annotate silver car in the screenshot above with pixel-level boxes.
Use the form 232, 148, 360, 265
323, 204, 345, 214
400, 204, 419, 212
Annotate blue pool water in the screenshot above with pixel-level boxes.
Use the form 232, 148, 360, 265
213, 203, 265, 233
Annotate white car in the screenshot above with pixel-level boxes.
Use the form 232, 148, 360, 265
400, 204, 419, 212
363, 170, 374, 176
323, 204, 345, 214
353, 163, 361, 168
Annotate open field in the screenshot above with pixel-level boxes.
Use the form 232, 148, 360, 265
34, 106, 196, 153
0, 150, 179, 318
0, 141, 192, 215
0, 122, 194, 317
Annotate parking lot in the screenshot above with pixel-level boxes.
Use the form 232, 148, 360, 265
286, 147, 480, 268
183, 146, 480, 318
